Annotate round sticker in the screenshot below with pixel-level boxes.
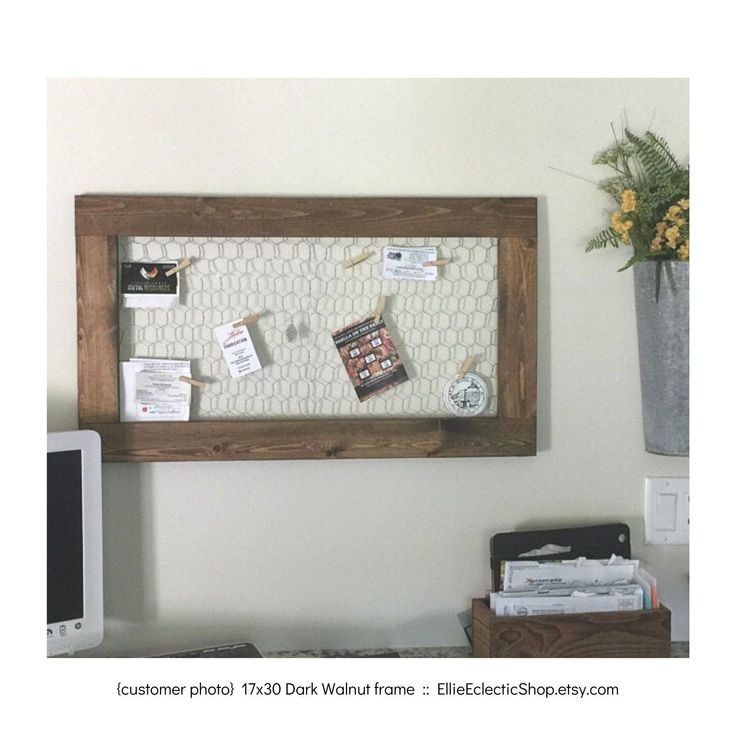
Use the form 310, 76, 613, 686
443, 372, 489, 417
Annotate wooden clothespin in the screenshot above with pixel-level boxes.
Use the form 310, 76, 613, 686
371, 294, 386, 323
343, 250, 371, 269
165, 257, 192, 277
233, 312, 260, 328
179, 376, 206, 389
457, 355, 476, 378
423, 258, 451, 268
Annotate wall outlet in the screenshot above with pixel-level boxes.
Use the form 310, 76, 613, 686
645, 477, 689, 545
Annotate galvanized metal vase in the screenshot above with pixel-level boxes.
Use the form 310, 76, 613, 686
633, 261, 689, 456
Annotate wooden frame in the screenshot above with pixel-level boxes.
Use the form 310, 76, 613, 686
76, 195, 537, 462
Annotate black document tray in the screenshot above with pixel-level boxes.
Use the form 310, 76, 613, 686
490, 523, 631, 592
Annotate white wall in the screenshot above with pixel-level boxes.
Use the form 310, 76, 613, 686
48, 79, 689, 655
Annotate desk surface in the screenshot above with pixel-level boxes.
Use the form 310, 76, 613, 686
265, 643, 689, 658
266, 646, 469, 658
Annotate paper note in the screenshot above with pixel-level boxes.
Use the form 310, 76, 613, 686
491, 584, 644, 617
214, 321, 263, 379
120, 359, 191, 422
382, 246, 438, 281
121, 262, 180, 308
134, 372, 190, 419
501, 557, 639, 592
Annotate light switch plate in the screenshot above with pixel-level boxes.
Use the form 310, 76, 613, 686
645, 477, 689, 545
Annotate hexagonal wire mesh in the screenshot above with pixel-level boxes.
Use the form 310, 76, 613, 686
119, 237, 498, 419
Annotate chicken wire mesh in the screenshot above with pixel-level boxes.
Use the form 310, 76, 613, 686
119, 236, 498, 419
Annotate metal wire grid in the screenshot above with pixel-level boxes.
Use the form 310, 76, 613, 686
119, 236, 498, 419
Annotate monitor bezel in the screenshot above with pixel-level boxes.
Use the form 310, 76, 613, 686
47, 430, 103, 656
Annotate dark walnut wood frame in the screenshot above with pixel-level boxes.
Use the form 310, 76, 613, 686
76, 195, 537, 462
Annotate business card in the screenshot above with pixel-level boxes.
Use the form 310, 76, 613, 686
121, 262, 180, 308
214, 321, 263, 379
382, 246, 437, 281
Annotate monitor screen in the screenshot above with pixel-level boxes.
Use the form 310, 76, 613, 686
47, 431, 103, 656
47, 450, 84, 624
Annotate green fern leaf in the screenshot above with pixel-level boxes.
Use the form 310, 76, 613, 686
644, 131, 683, 173
625, 129, 680, 184
586, 228, 621, 252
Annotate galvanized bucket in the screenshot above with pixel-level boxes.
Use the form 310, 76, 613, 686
633, 261, 689, 456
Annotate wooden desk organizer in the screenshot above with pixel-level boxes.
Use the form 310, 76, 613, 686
472, 597, 671, 658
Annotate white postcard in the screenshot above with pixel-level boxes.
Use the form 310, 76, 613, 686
119, 359, 191, 422
382, 246, 438, 281
214, 321, 262, 378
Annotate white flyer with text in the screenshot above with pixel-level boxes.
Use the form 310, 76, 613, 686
119, 358, 191, 422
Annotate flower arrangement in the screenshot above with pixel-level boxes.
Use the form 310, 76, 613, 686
587, 128, 689, 272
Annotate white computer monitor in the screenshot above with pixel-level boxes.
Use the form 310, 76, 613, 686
47, 430, 103, 656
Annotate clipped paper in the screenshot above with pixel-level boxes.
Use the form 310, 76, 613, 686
332, 316, 408, 402
214, 321, 263, 379
382, 246, 438, 281
121, 262, 180, 308
120, 359, 191, 422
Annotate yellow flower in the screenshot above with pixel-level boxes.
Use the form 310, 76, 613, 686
611, 211, 632, 242
678, 198, 689, 210
675, 216, 686, 227
621, 189, 637, 213
664, 225, 680, 248
665, 225, 680, 248
678, 241, 689, 260
650, 237, 663, 253
666, 204, 682, 220
655, 221, 667, 236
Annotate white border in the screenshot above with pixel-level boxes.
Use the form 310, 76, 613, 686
47, 430, 103, 656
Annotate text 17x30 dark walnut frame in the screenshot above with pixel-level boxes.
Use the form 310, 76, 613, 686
76, 195, 537, 462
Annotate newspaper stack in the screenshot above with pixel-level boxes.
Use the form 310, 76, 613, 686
490, 556, 658, 617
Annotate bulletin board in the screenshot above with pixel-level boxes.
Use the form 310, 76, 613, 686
76, 195, 537, 461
